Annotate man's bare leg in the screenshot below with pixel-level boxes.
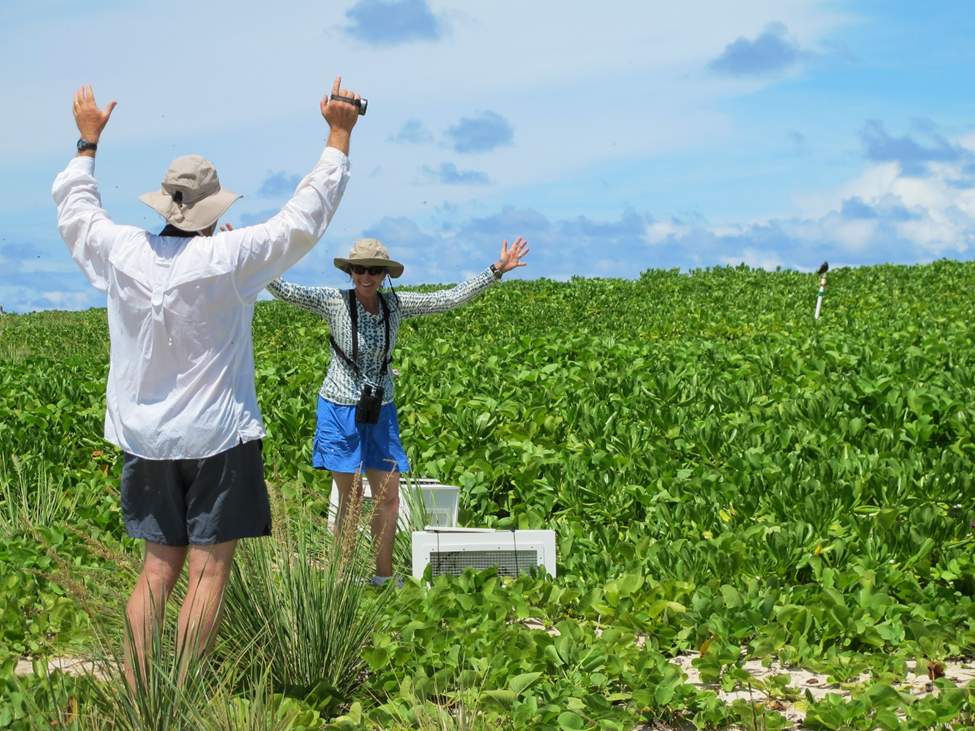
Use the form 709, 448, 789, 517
176, 540, 238, 672
125, 542, 188, 690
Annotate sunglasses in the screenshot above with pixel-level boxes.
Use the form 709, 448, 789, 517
350, 264, 387, 276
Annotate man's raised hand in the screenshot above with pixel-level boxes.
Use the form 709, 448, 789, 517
321, 76, 361, 156
73, 85, 117, 154
322, 76, 361, 130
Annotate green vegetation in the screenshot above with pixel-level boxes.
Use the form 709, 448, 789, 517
3, 260, 975, 728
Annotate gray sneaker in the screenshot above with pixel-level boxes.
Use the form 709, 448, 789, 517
369, 574, 405, 589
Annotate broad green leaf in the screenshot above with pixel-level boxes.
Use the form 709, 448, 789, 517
480, 689, 518, 711
557, 711, 586, 730
509, 671, 543, 695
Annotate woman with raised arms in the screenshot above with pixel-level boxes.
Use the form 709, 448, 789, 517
266, 236, 529, 586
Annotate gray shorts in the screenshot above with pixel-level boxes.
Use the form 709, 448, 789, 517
120, 440, 272, 546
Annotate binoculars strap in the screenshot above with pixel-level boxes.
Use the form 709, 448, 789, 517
329, 289, 392, 387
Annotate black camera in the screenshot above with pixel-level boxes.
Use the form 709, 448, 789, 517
355, 383, 384, 424
330, 94, 368, 116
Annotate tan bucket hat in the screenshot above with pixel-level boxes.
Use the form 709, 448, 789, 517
333, 238, 405, 278
138, 155, 241, 232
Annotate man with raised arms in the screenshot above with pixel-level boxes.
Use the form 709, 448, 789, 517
53, 76, 362, 687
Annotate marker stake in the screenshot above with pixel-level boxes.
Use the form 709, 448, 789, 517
814, 261, 828, 320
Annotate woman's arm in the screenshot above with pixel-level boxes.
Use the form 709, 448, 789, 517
266, 277, 339, 317
399, 237, 529, 318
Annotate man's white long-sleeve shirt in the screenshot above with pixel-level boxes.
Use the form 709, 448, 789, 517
52, 147, 351, 460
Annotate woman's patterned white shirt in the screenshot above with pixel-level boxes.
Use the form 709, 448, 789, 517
266, 268, 497, 405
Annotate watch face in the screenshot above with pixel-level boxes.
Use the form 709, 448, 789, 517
77, 138, 96, 152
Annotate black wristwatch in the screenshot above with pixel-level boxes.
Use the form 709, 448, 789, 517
490, 264, 503, 279
77, 138, 98, 153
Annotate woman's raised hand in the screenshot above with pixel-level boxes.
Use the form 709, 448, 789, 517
495, 237, 529, 274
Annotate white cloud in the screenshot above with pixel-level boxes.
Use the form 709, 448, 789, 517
36, 290, 99, 310
646, 220, 693, 245
819, 215, 878, 252
720, 248, 784, 270
640, 126, 975, 270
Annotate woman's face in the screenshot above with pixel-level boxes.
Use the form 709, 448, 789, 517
352, 266, 386, 297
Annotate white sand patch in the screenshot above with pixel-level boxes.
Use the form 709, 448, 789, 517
15, 656, 107, 681
666, 652, 975, 729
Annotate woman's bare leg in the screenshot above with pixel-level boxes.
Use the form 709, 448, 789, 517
331, 471, 365, 553
366, 468, 399, 578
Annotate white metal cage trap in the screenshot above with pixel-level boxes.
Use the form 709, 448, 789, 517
328, 476, 460, 530
412, 528, 557, 579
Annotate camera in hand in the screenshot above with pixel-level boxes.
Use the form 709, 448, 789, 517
329, 94, 368, 115
355, 383, 384, 424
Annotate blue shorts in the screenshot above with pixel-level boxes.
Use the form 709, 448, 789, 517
313, 397, 411, 474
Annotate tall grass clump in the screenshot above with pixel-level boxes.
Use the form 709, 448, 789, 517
0, 455, 81, 537
16, 645, 303, 730
10, 483, 342, 729
220, 477, 394, 714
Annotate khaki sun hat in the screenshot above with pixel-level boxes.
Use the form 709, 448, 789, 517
138, 155, 241, 233
333, 238, 405, 278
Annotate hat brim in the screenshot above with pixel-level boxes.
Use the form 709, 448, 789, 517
138, 187, 241, 233
334, 256, 404, 278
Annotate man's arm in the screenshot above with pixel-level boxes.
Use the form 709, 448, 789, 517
72, 85, 117, 159
227, 77, 362, 298
53, 85, 121, 291
321, 76, 360, 156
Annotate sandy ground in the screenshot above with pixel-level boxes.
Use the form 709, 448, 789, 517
517, 619, 975, 729
16, 648, 975, 729
15, 656, 104, 680
666, 651, 975, 729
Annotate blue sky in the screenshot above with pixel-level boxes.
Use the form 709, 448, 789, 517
1, 0, 973, 312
